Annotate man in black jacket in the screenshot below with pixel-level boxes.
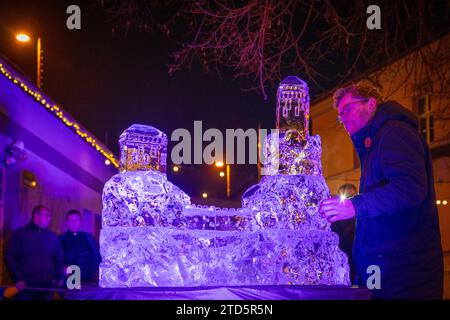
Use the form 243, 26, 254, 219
59, 210, 102, 283
319, 84, 443, 299
5, 205, 65, 300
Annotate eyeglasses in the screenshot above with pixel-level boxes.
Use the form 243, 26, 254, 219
337, 99, 368, 123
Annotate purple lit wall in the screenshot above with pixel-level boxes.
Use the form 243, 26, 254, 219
0, 55, 117, 283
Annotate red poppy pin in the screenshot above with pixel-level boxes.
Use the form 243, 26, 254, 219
365, 137, 371, 148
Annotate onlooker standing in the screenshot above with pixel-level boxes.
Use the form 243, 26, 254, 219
5, 205, 65, 300
59, 210, 102, 283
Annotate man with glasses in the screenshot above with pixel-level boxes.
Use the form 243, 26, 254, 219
319, 84, 443, 299
5, 205, 65, 299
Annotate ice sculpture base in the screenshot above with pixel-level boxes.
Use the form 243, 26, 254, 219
65, 284, 372, 300
99, 226, 350, 288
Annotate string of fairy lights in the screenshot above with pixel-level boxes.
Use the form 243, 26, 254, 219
0, 62, 119, 168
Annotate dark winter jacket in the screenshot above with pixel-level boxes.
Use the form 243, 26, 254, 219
59, 231, 102, 282
5, 221, 65, 287
350, 100, 443, 299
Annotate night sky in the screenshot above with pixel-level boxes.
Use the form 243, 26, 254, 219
0, 0, 307, 201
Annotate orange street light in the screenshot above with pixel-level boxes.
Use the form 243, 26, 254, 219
225, 164, 230, 198
215, 161, 224, 168
213, 162, 231, 197
15, 32, 43, 88
16, 33, 30, 42
202, 192, 208, 198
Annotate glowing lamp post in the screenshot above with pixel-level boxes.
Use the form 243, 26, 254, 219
15, 32, 43, 88
15, 33, 30, 42
215, 161, 231, 198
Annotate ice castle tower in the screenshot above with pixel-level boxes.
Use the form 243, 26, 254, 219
241, 75, 351, 284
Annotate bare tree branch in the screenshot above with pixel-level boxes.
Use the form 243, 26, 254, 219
99, 0, 450, 102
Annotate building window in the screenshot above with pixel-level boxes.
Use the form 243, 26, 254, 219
416, 95, 434, 144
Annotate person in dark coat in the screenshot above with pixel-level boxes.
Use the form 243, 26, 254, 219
331, 183, 357, 282
5, 205, 65, 300
59, 210, 102, 283
319, 84, 443, 299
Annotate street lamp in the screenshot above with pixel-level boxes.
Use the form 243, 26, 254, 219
215, 161, 231, 198
16, 33, 30, 42
15, 32, 43, 88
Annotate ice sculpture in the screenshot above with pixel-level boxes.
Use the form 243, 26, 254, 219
241, 76, 349, 285
99, 77, 350, 288
276, 75, 310, 142
102, 124, 190, 228
119, 124, 168, 173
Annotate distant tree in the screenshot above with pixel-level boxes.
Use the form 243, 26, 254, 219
99, 0, 450, 102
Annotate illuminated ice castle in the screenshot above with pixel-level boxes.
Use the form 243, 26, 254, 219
118, 124, 168, 174
99, 76, 350, 288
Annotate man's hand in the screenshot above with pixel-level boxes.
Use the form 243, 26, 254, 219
15, 281, 26, 290
319, 196, 356, 222
3, 286, 19, 299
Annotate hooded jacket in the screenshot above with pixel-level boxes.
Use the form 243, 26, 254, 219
349, 100, 443, 299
